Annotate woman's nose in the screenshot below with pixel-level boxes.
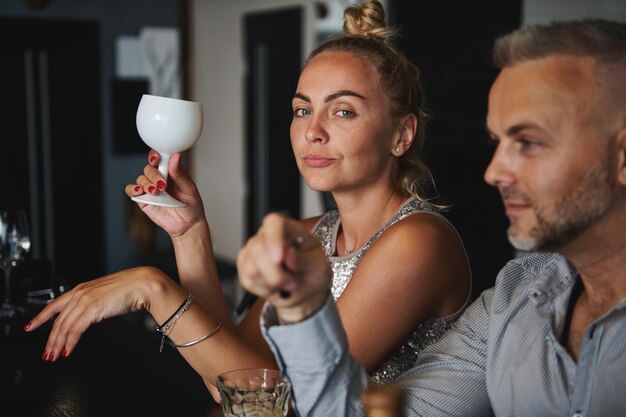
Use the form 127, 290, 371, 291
304, 117, 329, 144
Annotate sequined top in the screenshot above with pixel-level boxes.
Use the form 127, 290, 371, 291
311, 197, 471, 383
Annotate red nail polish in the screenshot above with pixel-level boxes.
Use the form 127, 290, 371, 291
148, 186, 156, 194
157, 180, 165, 191
62, 348, 68, 357
42, 351, 48, 361
49, 352, 55, 361
150, 155, 156, 163
23, 321, 32, 331
134, 185, 141, 193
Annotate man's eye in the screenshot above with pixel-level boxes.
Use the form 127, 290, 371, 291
294, 108, 311, 117
519, 138, 539, 150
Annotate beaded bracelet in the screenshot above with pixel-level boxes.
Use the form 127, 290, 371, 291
174, 321, 222, 348
156, 294, 193, 352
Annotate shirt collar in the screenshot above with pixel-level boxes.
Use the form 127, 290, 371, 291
527, 252, 578, 305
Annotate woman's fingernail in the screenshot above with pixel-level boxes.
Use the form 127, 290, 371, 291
157, 180, 166, 191
134, 185, 141, 193
42, 351, 48, 361
149, 155, 156, 163
62, 348, 68, 357
49, 352, 55, 361
23, 321, 32, 331
148, 186, 156, 194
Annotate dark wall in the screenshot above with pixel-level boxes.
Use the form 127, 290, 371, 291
1, 18, 104, 292
0, 0, 184, 283
388, 0, 522, 300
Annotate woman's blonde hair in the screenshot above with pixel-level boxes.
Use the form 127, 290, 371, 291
310, 0, 444, 208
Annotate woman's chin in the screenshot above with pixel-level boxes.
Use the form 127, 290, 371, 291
302, 179, 333, 193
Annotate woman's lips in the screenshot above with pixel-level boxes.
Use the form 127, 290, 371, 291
302, 155, 336, 168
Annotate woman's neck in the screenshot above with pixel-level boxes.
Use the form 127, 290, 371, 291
333, 190, 408, 256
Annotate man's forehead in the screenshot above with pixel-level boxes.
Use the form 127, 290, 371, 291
486, 56, 596, 131
494, 55, 594, 95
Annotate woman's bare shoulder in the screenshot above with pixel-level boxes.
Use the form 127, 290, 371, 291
353, 210, 469, 298
378, 210, 462, 253
299, 214, 325, 232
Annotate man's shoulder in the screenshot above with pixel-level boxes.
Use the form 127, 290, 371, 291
499, 251, 562, 279
490, 251, 567, 304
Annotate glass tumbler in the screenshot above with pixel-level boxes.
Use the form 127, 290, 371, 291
216, 368, 290, 417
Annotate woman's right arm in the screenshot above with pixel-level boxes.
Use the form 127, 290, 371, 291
25, 265, 279, 397
24, 213, 320, 402
125, 150, 234, 327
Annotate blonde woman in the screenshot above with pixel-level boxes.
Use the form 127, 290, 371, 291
26, 0, 470, 396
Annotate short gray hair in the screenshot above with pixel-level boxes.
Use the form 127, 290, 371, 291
493, 19, 626, 68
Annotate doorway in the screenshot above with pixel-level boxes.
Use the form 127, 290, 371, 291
244, 7, 302, 237
0, 18, 104, 291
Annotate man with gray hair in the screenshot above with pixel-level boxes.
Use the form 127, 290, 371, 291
237, 19, 626, 416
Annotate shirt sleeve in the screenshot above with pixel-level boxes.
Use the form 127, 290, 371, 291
261, 296, 368, 417
397, 288, 493, 416
261, 291, 494, 417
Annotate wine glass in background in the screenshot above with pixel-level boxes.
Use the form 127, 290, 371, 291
0, 209, 31, 318
131, 94, 203, 208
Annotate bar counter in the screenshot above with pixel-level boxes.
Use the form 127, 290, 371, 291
0, 308, 220, 416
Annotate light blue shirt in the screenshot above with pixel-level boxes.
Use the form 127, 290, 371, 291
261, 252, 626, 416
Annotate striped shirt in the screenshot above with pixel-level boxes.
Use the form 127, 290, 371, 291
261, 252, 626, 416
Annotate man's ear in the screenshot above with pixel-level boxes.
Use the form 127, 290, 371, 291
392, 114, 418, 156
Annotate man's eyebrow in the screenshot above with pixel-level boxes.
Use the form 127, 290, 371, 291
506, 123, 538, 136
292, 90, 367, 103
485, 123, 544, 138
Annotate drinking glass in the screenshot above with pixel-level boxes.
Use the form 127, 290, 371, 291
131, 94, 203, 208
0, 209, 31, 318
217, 368, 290, 417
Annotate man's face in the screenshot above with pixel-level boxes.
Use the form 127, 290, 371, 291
484, 55, 616, 252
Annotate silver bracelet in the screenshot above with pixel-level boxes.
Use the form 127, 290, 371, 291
174, 321, 222, 348
157, 294, 194, 352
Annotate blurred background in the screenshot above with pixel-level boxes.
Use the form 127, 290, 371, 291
1, 0, 625, 311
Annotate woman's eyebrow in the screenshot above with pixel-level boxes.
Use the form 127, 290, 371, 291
325, 90, 367, 102
292, 90, 367, 103
293, 92, 310, 102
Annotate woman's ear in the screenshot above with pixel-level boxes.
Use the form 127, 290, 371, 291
391, 113, 418, 156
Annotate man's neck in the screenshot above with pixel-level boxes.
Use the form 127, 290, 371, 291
558, 200, 626, 304
561, 237, 626, 361
563, 236, 626, 314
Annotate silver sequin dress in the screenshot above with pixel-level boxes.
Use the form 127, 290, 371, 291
311, 197, 472, 383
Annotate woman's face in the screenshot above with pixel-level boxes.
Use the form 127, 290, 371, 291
290, 50, 398, 194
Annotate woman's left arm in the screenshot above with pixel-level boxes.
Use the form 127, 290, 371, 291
334, 213, 471, 373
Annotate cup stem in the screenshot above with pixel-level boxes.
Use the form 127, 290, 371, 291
158, 153, 171, 182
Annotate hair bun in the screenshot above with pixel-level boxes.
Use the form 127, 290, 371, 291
343, 0, 394, 40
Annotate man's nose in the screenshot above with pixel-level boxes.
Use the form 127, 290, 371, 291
484, 143, 514, 187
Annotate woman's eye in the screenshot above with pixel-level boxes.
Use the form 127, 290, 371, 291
335, 109, 355, 118
294, 108, 311, 117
